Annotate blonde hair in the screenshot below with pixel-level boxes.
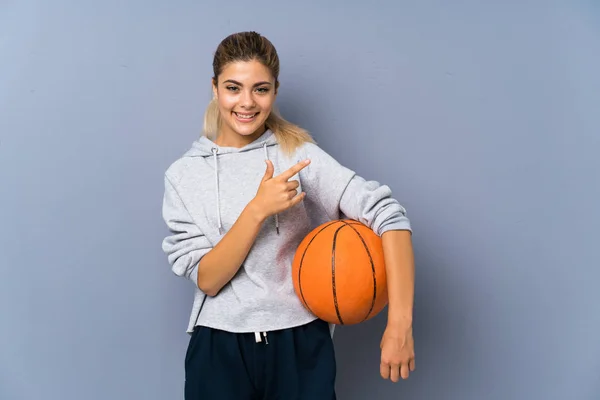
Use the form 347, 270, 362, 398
202, 31, 315, 154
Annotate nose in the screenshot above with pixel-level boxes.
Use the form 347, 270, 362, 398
239, 90, 256, 109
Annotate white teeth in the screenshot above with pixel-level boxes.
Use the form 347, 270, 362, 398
235, 112, 256, 119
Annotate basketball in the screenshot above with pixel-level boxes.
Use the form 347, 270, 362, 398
291, 219, 388, 325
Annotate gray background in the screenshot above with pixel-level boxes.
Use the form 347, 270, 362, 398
1, 1, 599, 399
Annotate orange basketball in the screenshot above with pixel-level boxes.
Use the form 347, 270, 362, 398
292, 219, 388, 325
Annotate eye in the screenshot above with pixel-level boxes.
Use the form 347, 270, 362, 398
226, 86, 239, 92
256, 87, 270, 94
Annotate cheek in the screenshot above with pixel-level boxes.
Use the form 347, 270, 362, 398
217, 95, 237, 112
257, 95, 275, 112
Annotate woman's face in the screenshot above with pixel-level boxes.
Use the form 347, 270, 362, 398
213, 59, 277, 144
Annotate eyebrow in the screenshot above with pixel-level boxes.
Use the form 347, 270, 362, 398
223, 79, 272, 87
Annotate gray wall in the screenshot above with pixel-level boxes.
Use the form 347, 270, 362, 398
1, 1, 598, 399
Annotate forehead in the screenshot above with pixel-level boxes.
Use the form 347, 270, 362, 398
218, 60, 274, 83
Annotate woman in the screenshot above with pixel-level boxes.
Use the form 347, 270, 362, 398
162, 31, 416, 399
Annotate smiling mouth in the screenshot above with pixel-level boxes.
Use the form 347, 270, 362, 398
233, 112, 258, 121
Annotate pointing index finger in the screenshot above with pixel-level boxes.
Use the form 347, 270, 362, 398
278, 159, 311, 181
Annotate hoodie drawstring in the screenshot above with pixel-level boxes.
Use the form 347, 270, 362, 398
263, 142, 280, 235
212, 147, 223, 234
254, 331, 268, 344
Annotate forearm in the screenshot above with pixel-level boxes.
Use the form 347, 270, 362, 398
197, 202, 265, 296
381, 230, 415, 326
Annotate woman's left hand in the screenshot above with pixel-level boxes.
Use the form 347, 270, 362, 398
379, 323, 416, 382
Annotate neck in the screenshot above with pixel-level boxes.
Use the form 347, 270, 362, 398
215, 125, 267, 148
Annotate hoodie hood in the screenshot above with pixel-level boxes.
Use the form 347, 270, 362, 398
184, 129, 278, 158
183, 129, 281, 235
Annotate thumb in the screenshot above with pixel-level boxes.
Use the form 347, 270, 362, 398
262, 160, 274, 181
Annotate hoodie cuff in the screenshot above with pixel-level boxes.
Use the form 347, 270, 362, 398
185, 248, 212, 289
376, 217, 412, 236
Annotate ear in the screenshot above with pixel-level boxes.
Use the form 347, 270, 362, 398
212, 78, 218, 99
274, 80, 280, 95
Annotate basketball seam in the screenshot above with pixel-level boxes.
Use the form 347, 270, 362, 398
340, 221, 378, 323
331, 224, 347, 325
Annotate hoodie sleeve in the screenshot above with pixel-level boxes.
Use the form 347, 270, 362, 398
301, 142, 412, 236
161, 175, 213, 288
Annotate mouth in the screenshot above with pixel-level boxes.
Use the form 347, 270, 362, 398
233, 111, 259, 122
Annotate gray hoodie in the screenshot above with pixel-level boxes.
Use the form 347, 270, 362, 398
161, 129, 412, 335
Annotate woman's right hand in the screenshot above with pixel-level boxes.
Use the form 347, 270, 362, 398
250, 159, 311, 221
